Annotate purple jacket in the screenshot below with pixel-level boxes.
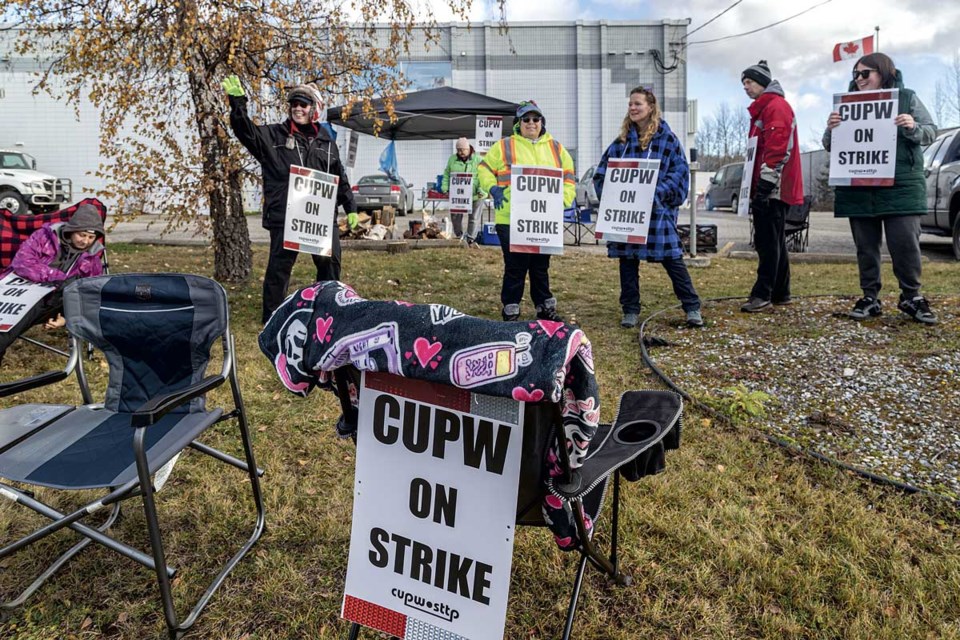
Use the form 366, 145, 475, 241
9, 223, 104, 284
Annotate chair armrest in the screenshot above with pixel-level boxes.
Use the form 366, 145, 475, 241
131, 374, 225, 427
0, 370, 69, 398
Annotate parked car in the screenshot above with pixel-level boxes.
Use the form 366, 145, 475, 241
352, 173, 416, 216
576, 165, 599, 209
704, 161, 743, 212
921, 127, 960, 260
0, 148, 72, 215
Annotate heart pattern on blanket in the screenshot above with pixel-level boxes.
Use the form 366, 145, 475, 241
512, 386, 545, 403
314, 316, 334, 343
412, 337, 442, 368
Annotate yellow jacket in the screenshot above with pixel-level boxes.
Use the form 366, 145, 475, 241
478, 132, 576, 225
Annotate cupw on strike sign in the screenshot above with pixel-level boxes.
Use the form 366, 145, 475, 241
283, 165, 338, 256
828, 90, 898, 187
594, 158, 659, 244
508, 165, 564, 255
342, 372, 523, 640
0, 273, 55, 332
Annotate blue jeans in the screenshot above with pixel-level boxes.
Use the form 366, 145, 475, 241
619, 257, 701, 314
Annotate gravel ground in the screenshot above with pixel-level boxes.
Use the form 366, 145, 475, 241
643, 294, 960, 500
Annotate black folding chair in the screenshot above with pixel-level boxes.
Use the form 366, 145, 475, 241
335, 366, 682, 640
785, 196, 812, 253
0, 273, 265, 639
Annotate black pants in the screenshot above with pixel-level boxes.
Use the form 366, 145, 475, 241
0, 290, 63, 362
495, 224, 553, 308
750, 198, 791, 302
262, 227, 342, 324
618, 256, 701, 314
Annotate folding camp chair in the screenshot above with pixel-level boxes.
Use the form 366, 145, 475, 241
563, 207, 598, 246
784, 195, 812, 253
333, 366, 681, 640
0, 198, 109, 368
0, 273, 265, 639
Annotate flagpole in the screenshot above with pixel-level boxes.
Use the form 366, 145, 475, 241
875, 25, 880, 51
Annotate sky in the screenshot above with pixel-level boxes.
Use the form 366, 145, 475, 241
414, 0, 960, 150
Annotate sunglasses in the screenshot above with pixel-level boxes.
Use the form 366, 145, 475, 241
852, 69, 876, 80
521, 116, 542, 123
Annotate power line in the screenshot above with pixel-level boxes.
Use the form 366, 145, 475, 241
682, 0, 744, 42
685, 0, 834, 46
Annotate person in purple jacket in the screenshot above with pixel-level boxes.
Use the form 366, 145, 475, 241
0, 204, 105, 363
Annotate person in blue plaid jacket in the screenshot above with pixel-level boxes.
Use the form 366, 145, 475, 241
593, 86, 704, 329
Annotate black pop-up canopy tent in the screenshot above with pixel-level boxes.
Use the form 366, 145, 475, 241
327, 86, 520, 140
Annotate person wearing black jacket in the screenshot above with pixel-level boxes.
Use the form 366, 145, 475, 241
223, 76, 357, 324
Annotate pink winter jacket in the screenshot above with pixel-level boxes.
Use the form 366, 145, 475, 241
9, 223, 104, 284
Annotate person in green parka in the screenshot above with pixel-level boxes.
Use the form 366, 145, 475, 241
439, 137, 487, 246
823, 52, 938, 324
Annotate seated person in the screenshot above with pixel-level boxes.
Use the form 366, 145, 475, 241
0, 204, 105, 365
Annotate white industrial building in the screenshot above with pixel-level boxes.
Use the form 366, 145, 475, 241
0, 20, 691, 213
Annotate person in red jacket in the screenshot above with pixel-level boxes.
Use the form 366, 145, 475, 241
739, 60, 804, 313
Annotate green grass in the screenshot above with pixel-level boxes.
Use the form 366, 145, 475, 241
1, 244, 959, 639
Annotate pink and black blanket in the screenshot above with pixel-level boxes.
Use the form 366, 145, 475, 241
259, 281, 601, 548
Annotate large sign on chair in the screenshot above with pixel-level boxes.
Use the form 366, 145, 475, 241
0, 273, 55, 332
343, 371, 524, 640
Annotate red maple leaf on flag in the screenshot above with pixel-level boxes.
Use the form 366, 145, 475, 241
843, 42, 859, 55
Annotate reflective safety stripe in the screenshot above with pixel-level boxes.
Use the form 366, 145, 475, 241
549, 140, 562, 168
503, 138, 516, 166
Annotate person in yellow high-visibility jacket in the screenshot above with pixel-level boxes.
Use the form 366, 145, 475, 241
478, 100, 576, 322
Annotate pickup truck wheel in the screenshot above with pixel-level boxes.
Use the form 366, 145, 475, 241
0, 191, 27, 215
952, 214, 960, 261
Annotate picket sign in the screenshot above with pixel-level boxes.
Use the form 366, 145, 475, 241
283, 165, 338, 256
0, 273, 56, 332
828, 90, 899, 187
737, 137, 758, 218
594, 158, 660, 244
342, 371, 524, 640
508, 165, 564, 255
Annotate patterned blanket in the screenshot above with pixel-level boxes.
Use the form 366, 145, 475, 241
259, 281, 601, 549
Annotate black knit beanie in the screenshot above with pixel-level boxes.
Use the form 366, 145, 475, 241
741, 60, 772, 87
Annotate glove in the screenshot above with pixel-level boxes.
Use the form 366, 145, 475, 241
753, 178, 776, 202
489, 186, 506, 210
347, 212, 359, 230
753, 164, 779, 202
221, 75, 245, 97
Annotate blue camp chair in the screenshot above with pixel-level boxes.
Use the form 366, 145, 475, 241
0, 273, 265, 639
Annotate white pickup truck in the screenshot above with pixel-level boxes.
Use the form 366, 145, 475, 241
0, 148, 73, 215
922, 128, 960, 260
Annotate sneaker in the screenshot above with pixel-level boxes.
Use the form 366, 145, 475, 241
685, 309, 704, 327
620, 312, 639, 328
772, 296, 793, 306
898, 295, 938, 325
848, 296, 882, 319
740, 297, 771, 313
502, 303, 521, 322
536, 306, 564, 323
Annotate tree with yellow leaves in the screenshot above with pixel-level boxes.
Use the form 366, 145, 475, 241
4, 0, 474, 281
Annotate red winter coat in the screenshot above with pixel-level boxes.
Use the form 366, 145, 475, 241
747, 81, 804, 206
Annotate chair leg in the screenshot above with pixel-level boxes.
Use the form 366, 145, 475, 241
562, 552, 590, 640
347, 622, 361, 639
0, 502, 121, 610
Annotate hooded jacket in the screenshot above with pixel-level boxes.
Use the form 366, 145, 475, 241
747, 80, 804, 206
478, 132, 576, 225
440, 146, 486, 198
8, 222, 104, 284
821, 70, 937, 217
228, 95, 356, 229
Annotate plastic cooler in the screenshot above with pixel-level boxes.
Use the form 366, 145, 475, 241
478, 222, 500, 246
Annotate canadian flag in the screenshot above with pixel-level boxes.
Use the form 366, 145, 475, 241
832, 35, 875, 63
